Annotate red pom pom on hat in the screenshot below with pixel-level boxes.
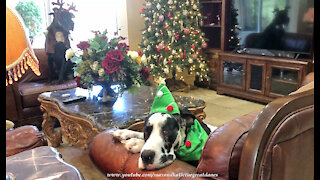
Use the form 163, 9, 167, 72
167, 105, 174, 112
185, 140, 191, 148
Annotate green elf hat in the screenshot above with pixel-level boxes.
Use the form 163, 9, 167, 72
150, 84, 180, 115
175, 119, 208, 161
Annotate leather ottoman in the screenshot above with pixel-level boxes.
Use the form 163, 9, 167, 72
6, 146, 83, 180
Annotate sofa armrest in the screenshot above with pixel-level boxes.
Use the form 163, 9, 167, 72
196, 110, 261, 180
6, 84, 22, 122
301, 72, 314, 87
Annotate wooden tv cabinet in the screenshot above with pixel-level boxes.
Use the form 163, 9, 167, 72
217, 52, 313, 103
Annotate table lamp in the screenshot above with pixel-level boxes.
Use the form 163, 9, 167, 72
6, 6, 41, 86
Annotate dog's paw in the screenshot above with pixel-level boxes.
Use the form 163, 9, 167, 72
121, 138, 144, 153
110, 129, 143, 141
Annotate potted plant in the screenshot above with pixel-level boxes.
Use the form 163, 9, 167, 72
15, 1, 43, 44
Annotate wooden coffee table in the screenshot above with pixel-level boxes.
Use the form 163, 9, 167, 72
38, 85, 206, 149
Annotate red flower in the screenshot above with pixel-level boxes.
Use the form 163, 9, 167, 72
140, 67, 150, 80
117, 43, 129, 51
102, 50, 124, 74
77, 41, 90, 50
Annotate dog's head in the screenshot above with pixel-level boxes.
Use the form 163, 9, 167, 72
138, 108, 195, 170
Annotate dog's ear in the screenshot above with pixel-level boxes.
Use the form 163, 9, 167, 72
179, 107, 196, 129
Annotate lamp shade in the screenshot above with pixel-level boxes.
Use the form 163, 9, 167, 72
6, 6, 40, 86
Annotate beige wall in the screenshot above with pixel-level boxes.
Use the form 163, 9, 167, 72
124, 0, 145, 51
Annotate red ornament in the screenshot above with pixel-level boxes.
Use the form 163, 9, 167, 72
157, 47, 160, 52
148, 21, 153, 24
194, 30, 198, 35
164, 25, 168, 30
160, 33, 164, 37
184, 28, 190, 34
185, 44, 188, 46
174, 33, 180, 40
185, 140, 191, 148
168, 60, 173, 64
138, 51, 143, 56
168, 13, 172, 18
191, 44, 195, 50
165, 47, 169, 51
167, 105, 174, 112
141, 8, 145, 12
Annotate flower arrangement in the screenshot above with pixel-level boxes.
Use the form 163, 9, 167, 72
72, 29, 150, 96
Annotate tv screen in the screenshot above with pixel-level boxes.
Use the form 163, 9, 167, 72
231, 0, 314, 55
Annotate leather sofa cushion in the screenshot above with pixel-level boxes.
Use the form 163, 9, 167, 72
6, 125, 47, 157
89, 129, 197, 179
18, 79, 77, 108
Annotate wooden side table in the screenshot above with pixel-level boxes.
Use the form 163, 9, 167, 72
38, 86, 206, 149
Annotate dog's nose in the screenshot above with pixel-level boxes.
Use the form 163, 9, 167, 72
141, 150, 155, 165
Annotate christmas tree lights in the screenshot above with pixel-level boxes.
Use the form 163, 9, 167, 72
139, 0, 210, 81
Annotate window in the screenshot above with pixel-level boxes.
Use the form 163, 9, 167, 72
7, 0, 126, 50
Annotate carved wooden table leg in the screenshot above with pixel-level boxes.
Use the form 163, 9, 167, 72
41, 110, 62, 147
39, 99, 99, 150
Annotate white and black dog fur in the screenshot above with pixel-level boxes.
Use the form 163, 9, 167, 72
110, 108, 217, 170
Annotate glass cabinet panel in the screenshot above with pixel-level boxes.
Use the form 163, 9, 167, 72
270, 67, 298, 95
250, 65, 263, 91
222, 61, 244, 87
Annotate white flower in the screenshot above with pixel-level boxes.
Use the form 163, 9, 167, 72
141, 54, 147, 65
98, 68, 105, 77
65, 48, 74, 61
127, 51, 139, 60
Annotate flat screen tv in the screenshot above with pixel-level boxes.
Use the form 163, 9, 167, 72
230, 0, 314, 58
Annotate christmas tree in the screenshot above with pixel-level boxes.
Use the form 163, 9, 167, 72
139, 0, 210, 82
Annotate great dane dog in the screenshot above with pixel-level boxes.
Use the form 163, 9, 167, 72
110, 107, 217, 170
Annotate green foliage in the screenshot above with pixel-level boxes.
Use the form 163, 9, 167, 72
139, 0, 210, 81
15, 1, 43, 37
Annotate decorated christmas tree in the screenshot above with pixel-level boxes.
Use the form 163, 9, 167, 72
139, 0, 210, 82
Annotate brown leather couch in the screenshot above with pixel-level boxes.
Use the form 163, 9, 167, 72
6, 49, 77, 129
89, 73, 314, 180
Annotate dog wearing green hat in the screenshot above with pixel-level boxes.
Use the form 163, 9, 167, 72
111, 84, 217, 170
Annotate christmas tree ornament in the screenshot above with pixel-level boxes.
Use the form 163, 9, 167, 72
158, 43, 165, 50
155, 32, 160, 37
184, 28, 190, 34
172, 49, 176, 54
165, 47, 169, 51
201, 42, 207, 48
160, 33, 164, 37
156, 3, 161, 10
188, 58, 193, 63
194, 30, 198, 35
192, 53, 198, 59
147, 45, 151, 51
146, 2, 152, 8
183, 10, 188, 16
167, 13, 172, 18
157, 90, 163, 97
144, 40, 148, 46
191, 44, 195, 50
164, 67, 169, 73
193, 4, 197, 10
159, 15, 164, 21
164, 25, 168, 30
141, 8, 145, 12
174, 33, 180, 40
168, 0, 173, 5
176, 66, 182, 72
186, 0, 190, 6
185, 140, 191, 148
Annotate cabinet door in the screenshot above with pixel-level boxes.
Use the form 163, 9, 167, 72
246, 61, 266, 95
220, 56, 246, 90
266, 65, 302, 98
